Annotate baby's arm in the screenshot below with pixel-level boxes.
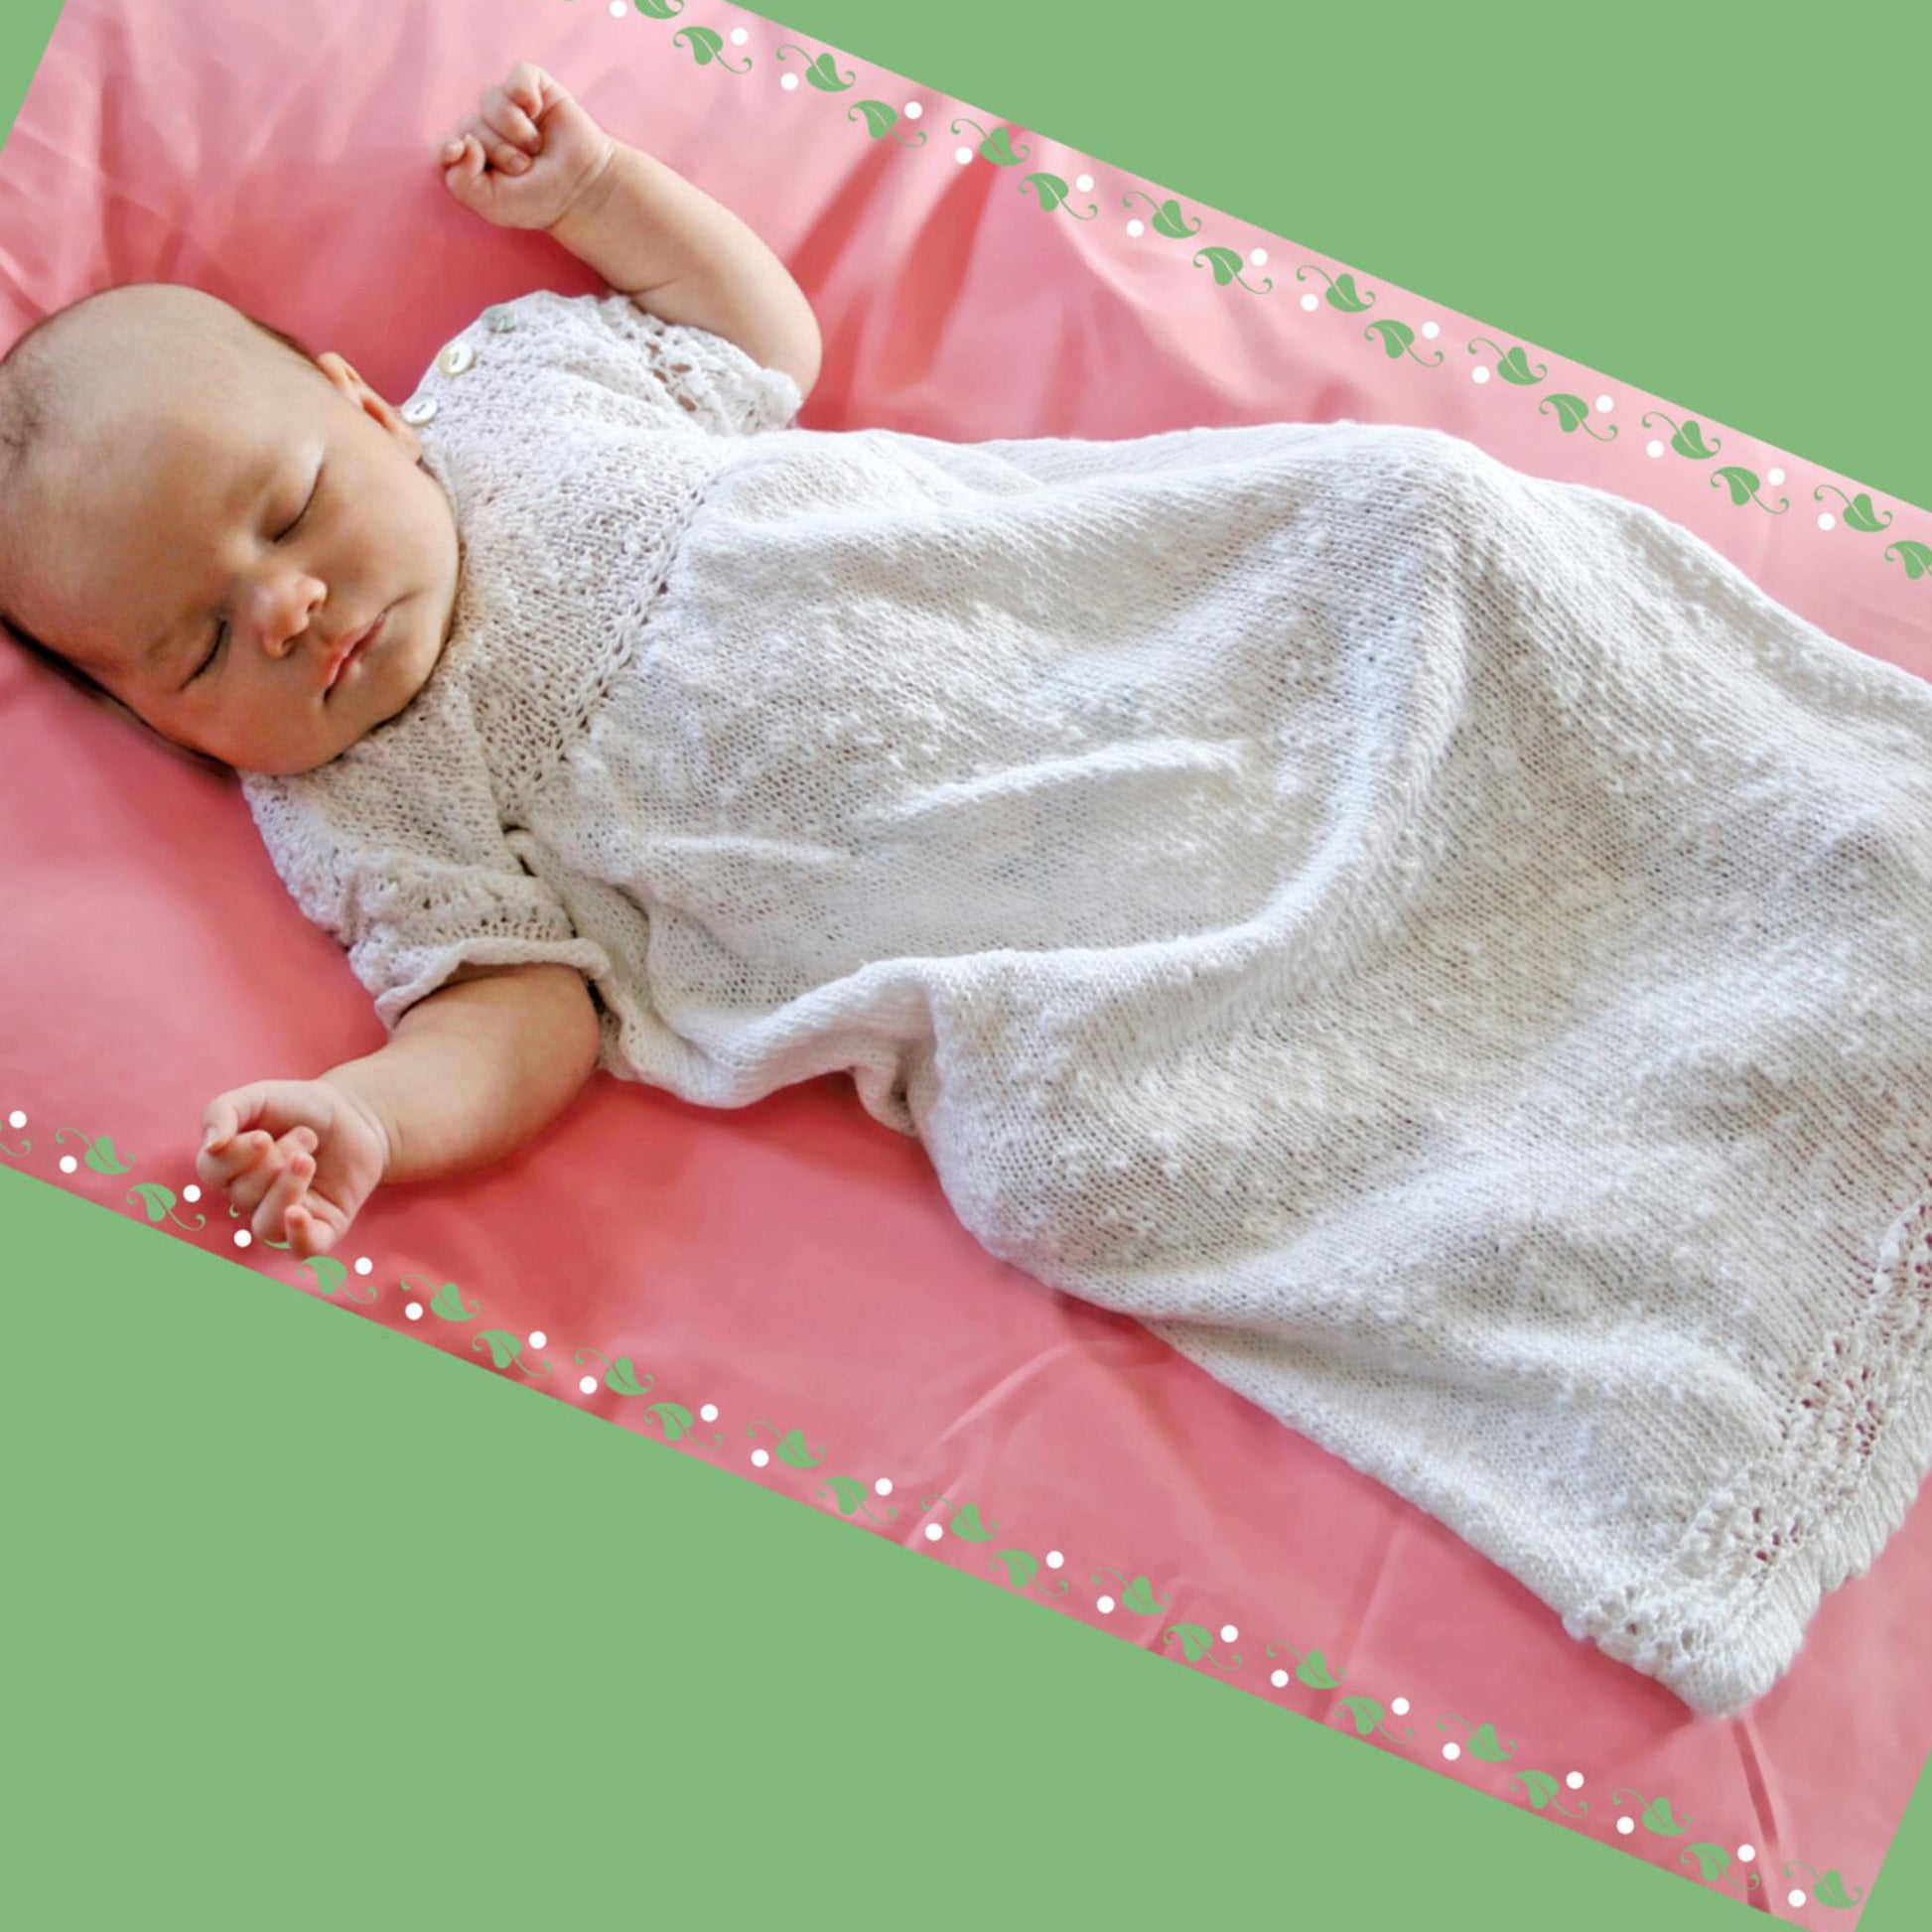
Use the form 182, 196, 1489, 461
439, 63, 820, 402
200, 964, 602, 1257
547, 138, 822, 404
326, 962, 603, 1185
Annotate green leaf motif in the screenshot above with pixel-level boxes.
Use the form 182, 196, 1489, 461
127, 1181, 171, 1223
1683, 1843, 1731, 1883
1487, 345, 1545, 385
1642, 1796, 1691, 1836
1543, 392, 1617, 440
993, 1549, 1038, 1590
476, 1329, 526, 1371
1324, 272, 1371, 313
81, 1134, 132, 1176
1150, 198, 1200, 237
297, 1254, 350, 1300
648, 1401, 694, 1442
823, 1475, 868, 1515
949, 1502, 996, 1541
849, 99, 925, 145
1790, 1863, 1864, 1909
1510, 1771, 1560, 1811
631, 0, 685, 17
1712, 466, 1787, 510
1339, 1695, 1384, 1735
774, 47, 855, 92
1671, 419, 1721, 459
774, 1427, 825, 1469
1364, 320, 1442, 365
605, 1355, 651, 1397
1840, 490, 1892, 533
127, 1181, 204, 1229
1192, 247, 1272, 293
1466, 1721, 1518, 1762
950, 118, 1032, 166
1294, 1648, 1341, 1690
1887, 538, 1932, 579
1018, 173, 1095, 218
673, 27, 750, 71
1121, 1575, 1168, 1615
422, 1279, 479, 1320
1166, 1621, 1216, 1663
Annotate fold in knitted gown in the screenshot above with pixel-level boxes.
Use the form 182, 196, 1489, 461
240, 291, 1932, 1719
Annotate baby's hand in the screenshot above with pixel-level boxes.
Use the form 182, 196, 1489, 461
198, 1079, 392, 1260
436, 62, 617, 234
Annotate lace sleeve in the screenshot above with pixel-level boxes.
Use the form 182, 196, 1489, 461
239, 735, 614, 1035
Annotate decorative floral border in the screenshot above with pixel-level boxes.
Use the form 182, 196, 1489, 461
6, 0, 1914, 1921
621, 0, 1927, 581
3, 1092, 1873, 1919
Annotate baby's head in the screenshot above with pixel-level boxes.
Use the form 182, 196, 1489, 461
0, 281, 460, 776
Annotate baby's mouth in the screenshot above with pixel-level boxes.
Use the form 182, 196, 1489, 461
324, 609, 387, 694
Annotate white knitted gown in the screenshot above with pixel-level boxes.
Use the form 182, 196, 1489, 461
240, 290, 1932, 1718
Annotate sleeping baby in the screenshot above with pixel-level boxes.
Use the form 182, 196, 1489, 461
0, 62, 826, 1254
10, 60, 1932, 1720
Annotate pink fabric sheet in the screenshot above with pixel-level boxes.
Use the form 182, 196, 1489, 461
2, 2, 1928, 1920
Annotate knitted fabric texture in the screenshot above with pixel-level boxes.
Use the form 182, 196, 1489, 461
240, 290, 1932, 1718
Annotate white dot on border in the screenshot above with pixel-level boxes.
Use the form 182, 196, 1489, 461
59, 1155, 76, 1174
1126, 218, 1146, 238
1271, 1668, 1289, 1687
607, 0, 624, 15
1737, 1845, 1756, 1863
730, 27, 748, 44
873, 1476, 893, 1496
233, 1229, 251, 1248
904, 101, 922, 120
954, 146, 974, 166
1096, 1594, 1116, 1614
353, 1257, 372, 1276
1045, 1550, 1064, 1568
1787, 1891, 1807, 1910
1443, 1741, 1461, 1761
923, 1522, 943, 1542
1817, 512, 1837, 531
183, 1183, 202, 1203
1421, 321, 1440, 340
578, 1375, 599, 1396
1594, 393, 1614, 413
1075, 173, 1094, 193
1300, 293, 1319, 312
1566, 1771, 1585, 1790
1472, 366, 1491, 386
780, 73, 799, 92
1390, 1697, 1410, 1717
700, 1403, 719, 1423
405, 1302, 423, 1321
1219, 1623, 1239, 1643
752, 1449, 769, 1468
7, 1109, 24, 1129
1646, 438, 1667, 459
1616, 1817, 1635, 1837
1249, 247, 1268, 268
528, 1330, 547, 1350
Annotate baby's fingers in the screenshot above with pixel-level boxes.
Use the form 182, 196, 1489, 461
482, 84, 542, 152
254, 1145, 316, 1248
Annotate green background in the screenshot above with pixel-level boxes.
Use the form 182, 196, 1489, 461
3, 3, 1927, 1928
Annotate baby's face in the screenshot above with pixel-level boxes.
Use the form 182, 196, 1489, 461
12, 330, 459, 775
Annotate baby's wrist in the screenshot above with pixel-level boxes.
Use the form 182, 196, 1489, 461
318, 1069, 401, 1181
